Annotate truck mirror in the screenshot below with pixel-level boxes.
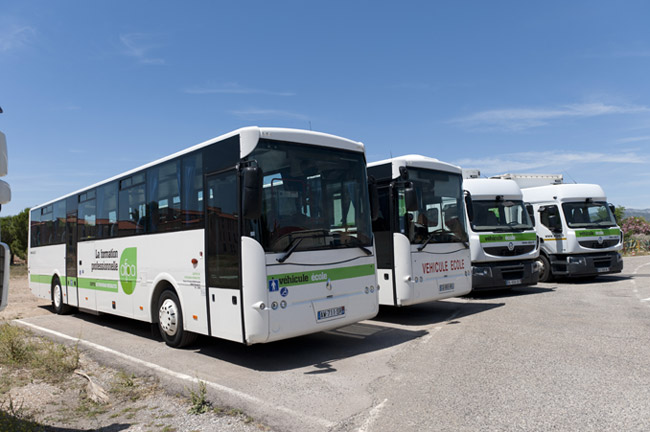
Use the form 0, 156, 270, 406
608, 203, 618, 224
404, 182, 418, 212
526, 203, 535, 225
241, 166, 263, 219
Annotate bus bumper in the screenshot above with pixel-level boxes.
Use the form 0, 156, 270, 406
471, 260, 539, 291
550, 251, 623, 278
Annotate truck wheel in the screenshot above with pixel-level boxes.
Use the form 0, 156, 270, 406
157, 290, 197, 348
537, 255, 552, 282
52, 278, 72, 315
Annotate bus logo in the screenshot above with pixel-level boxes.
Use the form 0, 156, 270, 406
119, 248, 137, 295
269, 279, 279, 292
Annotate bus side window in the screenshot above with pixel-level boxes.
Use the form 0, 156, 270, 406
78, 190, 97, 241
119, 175, 146, 236
30, 209, 41, 247
181, 152, 204, 230
97, 182, 118, 238
148, 160, 181, 233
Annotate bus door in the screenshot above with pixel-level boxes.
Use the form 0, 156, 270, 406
205, 170, 244, 342
65, 196, 79, 307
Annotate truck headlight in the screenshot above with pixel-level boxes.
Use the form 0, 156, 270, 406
472, 267, 492, 277
567, 256, 586, 265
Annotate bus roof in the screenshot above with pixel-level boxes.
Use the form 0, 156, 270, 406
32, 127, 365, 211
368, 154, 461, 179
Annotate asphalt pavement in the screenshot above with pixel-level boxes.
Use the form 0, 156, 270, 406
17, 256, 650, 432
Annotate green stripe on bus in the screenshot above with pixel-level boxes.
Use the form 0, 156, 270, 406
267, 263, 376, 287
78, 278, 119, 292
478, 232, 537, 243
575, 228, 621, 238
30, 274, 53, 284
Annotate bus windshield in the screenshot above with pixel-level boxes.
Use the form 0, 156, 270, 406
399, 168, 468, 245
251, 139, 372, 253
562, 201, 617, 228
470, 199, 533, 232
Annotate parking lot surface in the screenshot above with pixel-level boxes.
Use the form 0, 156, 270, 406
18, 256, 650, 432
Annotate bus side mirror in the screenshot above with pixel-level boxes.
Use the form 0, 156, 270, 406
368, 177, 380, 222
526, 203, 535, 226
404, 182, 418, 212
464, 191, 474, 222
241, 166, 263, 219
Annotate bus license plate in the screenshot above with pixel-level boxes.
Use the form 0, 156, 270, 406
505, 279, 521, 286
439, 283, 454, 293
597, 267, 609, 273
317, 306, 345, 321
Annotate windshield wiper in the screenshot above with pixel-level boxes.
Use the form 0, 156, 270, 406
275, 229, 332, 263
341, 235, 372, 256
418, 229, 469, 251
277, 237, 304, 263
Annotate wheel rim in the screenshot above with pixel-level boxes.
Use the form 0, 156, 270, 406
159, 298, 178, 337
54, 284, 62, 309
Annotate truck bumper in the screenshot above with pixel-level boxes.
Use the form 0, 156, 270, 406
550, 251, 623, 278
471, 260, 539, 291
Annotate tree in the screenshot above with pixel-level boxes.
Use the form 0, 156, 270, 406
10, 209, 29, 261
0, 208, 29, 264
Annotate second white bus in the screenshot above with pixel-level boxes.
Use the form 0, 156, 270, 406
367, 155, 472, 306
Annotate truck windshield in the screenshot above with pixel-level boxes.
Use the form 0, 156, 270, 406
470, 199, 533, 232
250, 139, 373, 254
562, 201, 617, 228
399, 168, 468, 245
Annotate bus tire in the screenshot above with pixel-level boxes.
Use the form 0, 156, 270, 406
52, 278, 72, 315
157, 290, 197, 348
537, 255, 552, 282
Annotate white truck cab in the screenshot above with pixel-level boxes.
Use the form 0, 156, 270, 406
463, 176, 540, 291
493, 174, 623, 281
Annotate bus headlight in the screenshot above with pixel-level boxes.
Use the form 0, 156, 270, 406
271, 301, 279, 310
280, 300, 287, 309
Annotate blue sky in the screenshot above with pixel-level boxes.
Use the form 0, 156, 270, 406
2, 1, 650, 216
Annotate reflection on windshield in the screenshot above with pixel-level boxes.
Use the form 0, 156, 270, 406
562, 202, 616, 228
399, 168, 468, 245
471, 200, 533, 232
250, 139, 372, 253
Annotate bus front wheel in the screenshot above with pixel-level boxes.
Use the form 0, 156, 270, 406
157, 290, 196, 348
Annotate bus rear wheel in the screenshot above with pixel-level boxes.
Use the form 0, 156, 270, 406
157, 290, 196, 348
52, 278, 72, 315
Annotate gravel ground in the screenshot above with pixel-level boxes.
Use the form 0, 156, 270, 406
1, 268, 271, 432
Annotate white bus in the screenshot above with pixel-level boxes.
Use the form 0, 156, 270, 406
29, 127, 379, 347
367, 155, 472, 306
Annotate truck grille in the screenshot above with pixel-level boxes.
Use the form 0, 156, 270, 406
578, 239, 619, 249
484, 245, 536, 257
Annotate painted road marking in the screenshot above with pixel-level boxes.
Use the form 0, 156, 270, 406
358, 398, 388, 432
14, 319, 335, 429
